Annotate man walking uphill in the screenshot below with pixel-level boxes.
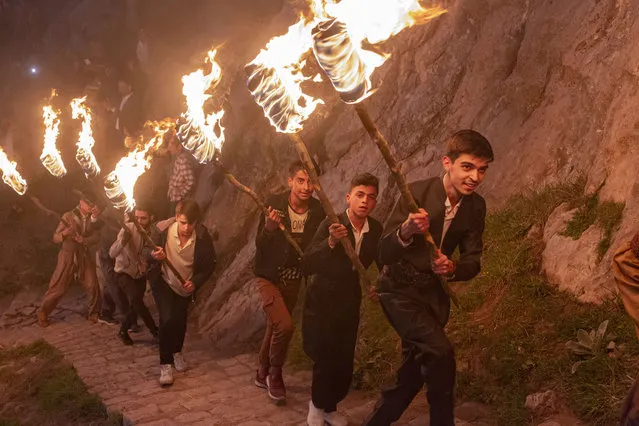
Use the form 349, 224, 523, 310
302, 173, 383, 426
253, 160, 326, 403
364, 130, 494, 426
146, 200, 216, 386
37, 194, 103, 327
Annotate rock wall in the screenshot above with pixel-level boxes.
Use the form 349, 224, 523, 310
181, 0, 639, 344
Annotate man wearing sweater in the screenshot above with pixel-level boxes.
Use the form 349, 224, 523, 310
109, 205, 158, 345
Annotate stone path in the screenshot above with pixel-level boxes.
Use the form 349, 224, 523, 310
0, 292, 494, 425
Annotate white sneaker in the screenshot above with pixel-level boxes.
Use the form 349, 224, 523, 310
173, 352, 187, 372
324, 409, 348, 426
306, 401, 325, 426
159, 364, 174, 386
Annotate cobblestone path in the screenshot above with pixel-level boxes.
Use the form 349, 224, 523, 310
0, 294, 493, 425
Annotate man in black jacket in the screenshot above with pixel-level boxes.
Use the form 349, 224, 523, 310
253, 161, 326, 402
302, 173, 383, 426
364, 130, 494, 426
147, 199, 216, 386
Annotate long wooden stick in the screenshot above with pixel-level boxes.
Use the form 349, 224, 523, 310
128, 215, 187, 286
213, 160, 304, 257
288, 133, 371, 287
353, 103, 459, 307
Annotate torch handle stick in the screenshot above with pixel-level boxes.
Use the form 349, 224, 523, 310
353, 103, 459, 307
213, 161, 304, 258
288, 133, 372, 288
129, 216, 187, 286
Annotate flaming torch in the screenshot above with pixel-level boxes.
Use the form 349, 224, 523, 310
246, 17, 370, 284
103, 119, 188, 285
176, 49, 225, 164
309, 0, 457, 303
0, 147, 27, 195
40, 91, 67, 177
176, 47, 304, 256
71, 96, 101, 178
104, 120, 172, 212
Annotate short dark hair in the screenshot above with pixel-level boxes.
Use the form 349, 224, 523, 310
288, 160, 306, 178
288, 158, 321, 178
445, 130, 494, 163
134, 202, 153, 218
176, 199, 201, 224
350, 172, 379, 193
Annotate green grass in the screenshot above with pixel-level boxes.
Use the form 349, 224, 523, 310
0, 340, 122, 425
560, 185, 625, 263
287, 177, 634, 425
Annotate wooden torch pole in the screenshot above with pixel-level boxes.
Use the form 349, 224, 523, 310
353, 103, 459, 307
287, 133, 372, 288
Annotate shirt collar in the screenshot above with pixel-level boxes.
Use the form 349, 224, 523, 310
346, 209, 370, 234
171, 222, 196, 249
445, 196, 462, 217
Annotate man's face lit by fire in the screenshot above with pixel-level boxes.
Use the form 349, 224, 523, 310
134, 210, 151, 228
346, 185, 377, 219
442, 153, 491, 197
118, 81, 133, 97
176, 214, 195, 239
288, 170, 313, 203
78, 200, 93, 216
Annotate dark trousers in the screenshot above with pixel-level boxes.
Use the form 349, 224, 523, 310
364, 292, 455, 426
99, 249, 130, 318
150, 278, 190, 365
116, 272, 157, 335
303, 277, 361, 412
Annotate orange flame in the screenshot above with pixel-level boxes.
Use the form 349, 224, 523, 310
71, 97, 101, 178
246, 18, 324, 133
176, 50, 225, 163
41, 94, 66, 178
0, 147, 27, 195
311, 0, 446, 103
104, 120, 173, 212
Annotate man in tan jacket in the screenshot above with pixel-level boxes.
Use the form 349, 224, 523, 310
37, 196, 103, 327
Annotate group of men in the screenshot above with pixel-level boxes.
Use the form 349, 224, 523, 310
253, 129, 493, 426
36, 197, 217, 387
34, 129, 495, 426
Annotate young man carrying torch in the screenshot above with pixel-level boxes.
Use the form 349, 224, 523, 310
146, 199, 216, 386
109, 204, 159, 345
253, 160, 326, 403
364, 130, 494, 426
37, 193, 103, 327
302, 172, 383, 426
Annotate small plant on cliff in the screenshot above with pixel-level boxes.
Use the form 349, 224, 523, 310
565, 320, 617, 374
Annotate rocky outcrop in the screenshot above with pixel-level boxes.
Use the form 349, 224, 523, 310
169, 0, 639, 343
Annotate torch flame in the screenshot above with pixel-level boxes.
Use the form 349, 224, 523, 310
0, 147, 27, 195
311, 0, 446, 103
71, 96, 101, 178
176, 49, 226, 163
104, 120, 172, 212
41, 101, 67, 178
246, 18, 324, 134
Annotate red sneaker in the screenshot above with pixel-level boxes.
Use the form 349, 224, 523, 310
266, 367, 286, 403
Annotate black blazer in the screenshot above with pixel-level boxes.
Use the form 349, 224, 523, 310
254, 191, 326, 283
302, 211, 383, 283
379, 176, 486, 282
117, 92, 144, 136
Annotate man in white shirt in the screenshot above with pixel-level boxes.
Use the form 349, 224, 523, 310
114, 75, 144, 143
146, 200, 216, 386
364, 130, 494, 426
301, 173, 383, 426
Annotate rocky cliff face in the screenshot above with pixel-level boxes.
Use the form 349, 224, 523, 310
183, 0, 639, 345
